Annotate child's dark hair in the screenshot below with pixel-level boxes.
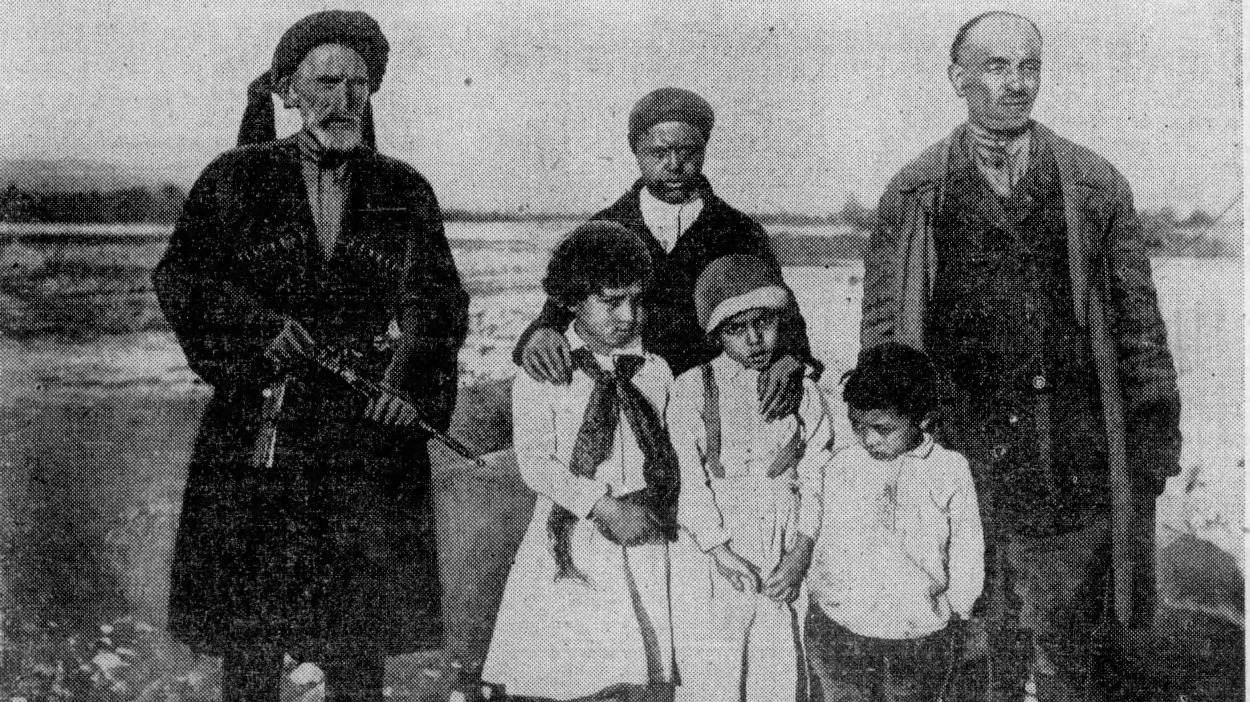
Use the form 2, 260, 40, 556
542, 221, 654, 307
842, 342, 940, 424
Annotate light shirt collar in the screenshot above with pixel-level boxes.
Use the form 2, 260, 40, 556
567, 326, 645, 366
639, 186, 704, 253
966, 122, 1032, 197
902, 432, 936, 460
711, 351, 759, 383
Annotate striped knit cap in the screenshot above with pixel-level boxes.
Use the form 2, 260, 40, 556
694, 255, 791, 333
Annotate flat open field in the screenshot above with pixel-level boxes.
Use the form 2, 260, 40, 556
0, 224, 1241, 700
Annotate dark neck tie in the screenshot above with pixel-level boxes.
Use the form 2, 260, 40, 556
567, 350, 645, 475
547, 347, 680, 583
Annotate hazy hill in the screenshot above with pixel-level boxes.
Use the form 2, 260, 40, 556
0, 158, 156, 194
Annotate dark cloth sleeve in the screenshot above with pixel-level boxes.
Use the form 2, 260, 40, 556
386, 179, 470, 433
151, 159, 287, 390
1104, 180, 1182, 493
861, 184, 904, 350
511, 296, 576, 367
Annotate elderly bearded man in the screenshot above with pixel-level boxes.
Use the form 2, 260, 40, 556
514, 87, 819, 416
860, 12, 1181, 702
153, 11, 468, 702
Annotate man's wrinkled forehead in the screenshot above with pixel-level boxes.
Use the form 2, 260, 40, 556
955, 14, 1042, 65
294, 43, 370, 81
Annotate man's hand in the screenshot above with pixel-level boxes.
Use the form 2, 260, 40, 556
762, 534, 814, 603
364, 391, 419, 427
758, 354, 804, 421
265, 319, 316, 367
591, 497, 662, 546
710, 544, 761, 593
520, 327, 573, 385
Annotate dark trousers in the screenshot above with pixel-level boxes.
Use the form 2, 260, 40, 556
221, 648, 386, 702
970, 517, 1124, 702
806, 604, 960, 702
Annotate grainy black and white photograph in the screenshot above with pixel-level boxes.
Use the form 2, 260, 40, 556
0, 1, 1241, 701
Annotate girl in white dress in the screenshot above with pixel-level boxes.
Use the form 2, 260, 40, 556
483, 222, 678, 702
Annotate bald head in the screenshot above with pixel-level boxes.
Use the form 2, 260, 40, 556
948, 12, 1043, 133
951, 12, 1042, 64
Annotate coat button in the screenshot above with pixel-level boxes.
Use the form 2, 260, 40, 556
1009, 414, 1019, 425
1033, 375, 1047, 390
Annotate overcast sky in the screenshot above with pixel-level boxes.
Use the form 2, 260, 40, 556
2, 0, 1241, 216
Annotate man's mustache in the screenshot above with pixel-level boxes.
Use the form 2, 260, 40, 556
1000, 91, 1034, 103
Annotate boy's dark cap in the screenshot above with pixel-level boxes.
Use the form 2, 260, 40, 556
628, 87, 715, 150
695, 255, 790, 333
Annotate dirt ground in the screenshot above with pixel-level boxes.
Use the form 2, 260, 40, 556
0, 259, 1241, 701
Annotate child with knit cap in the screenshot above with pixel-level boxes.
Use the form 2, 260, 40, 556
807, 342, 985, 702
667, 254, 832, 702
483, 221, 678, 702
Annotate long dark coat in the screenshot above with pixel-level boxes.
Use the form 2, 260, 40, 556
861, 122, 1182, 625
152, 135, 469, 659
513, 177, 816, 377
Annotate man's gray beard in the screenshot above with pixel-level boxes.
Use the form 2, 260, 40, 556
310, 124, 363, 152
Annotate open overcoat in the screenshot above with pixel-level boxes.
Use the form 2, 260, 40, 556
153, 135, 469, 658
861, 123, 1182, 624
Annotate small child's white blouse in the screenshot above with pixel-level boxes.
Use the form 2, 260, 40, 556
809, 434, 985, 640
668, 354, 831, 554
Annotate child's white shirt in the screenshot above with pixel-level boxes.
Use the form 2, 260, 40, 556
639, 186, 704, 253
668, 353, 831, 553
809, 435, 985, 640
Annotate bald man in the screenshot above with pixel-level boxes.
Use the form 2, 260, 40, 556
855, 11, 1180, 702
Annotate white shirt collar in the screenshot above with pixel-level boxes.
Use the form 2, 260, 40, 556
903, 432, 936, 459
711, 352, 758, 383
965, 122, 1031, 196
567, 326, 645, 366
639, 186, 704, 253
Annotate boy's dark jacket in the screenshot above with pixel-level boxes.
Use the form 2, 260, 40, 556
152, 135, 469, 657
513, 177, 816, 377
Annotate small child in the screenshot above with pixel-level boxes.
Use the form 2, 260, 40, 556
807, 342, 985, 702
668, 255, 832, 702
482, 222, 679, 702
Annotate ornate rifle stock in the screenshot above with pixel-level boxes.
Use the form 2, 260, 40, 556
250, 378, 289, 468
305, 345, 487, 467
